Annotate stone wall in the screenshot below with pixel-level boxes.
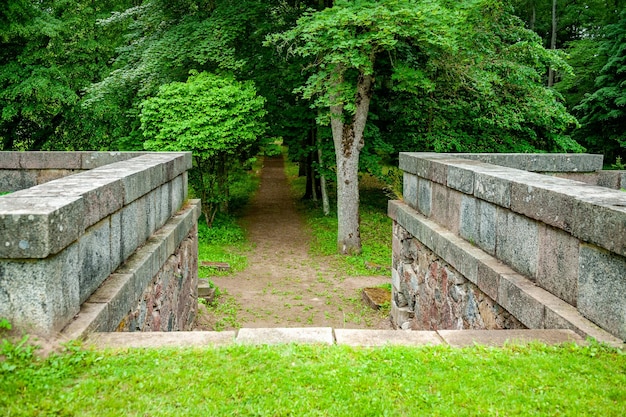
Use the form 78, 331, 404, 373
390, 153, 625, 345
392, 222, 524, 331
0, 152, 200, 337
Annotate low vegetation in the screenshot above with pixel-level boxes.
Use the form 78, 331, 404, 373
1, 336, 625, 416
285, 158, 392, 276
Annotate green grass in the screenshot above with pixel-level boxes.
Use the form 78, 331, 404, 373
285, 159, 392, 276
1, 340, 625, 416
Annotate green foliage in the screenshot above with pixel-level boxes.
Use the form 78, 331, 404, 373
574, 10, 626, 163
141, 71, 266, 225
0, 0, 134, 151
378, 0, 580, 154
1, 342, 625, 415
0, 318, 11, 331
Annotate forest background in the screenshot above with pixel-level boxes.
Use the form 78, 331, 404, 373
1, 0, 625, 251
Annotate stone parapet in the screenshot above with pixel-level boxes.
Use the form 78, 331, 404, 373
392, 152, 626, 342
0, 152, 196, 336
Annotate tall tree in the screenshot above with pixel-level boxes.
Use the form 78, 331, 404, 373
269, 0, 457, 254
0, 0, 132, 151
269, 0, 578, 254
574, 9, 626, 161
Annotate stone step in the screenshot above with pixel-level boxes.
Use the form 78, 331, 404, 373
85, 328, 595, 350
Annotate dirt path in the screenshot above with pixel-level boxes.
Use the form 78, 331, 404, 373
197, 156, 391, 330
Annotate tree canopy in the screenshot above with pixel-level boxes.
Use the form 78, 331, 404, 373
1, 0, 623, 250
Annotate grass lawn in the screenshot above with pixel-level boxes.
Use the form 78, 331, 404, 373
1, 341, 625, 416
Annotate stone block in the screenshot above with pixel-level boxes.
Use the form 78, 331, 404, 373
537, 225, 579, 306
36, 169, 77, 185
398, 152, 418, 174
495, 210, 538, 279
571, 192, 626, 258
431, 184, 461, 235
438, 329, 583, 348
335, 329, 443, 347
473, 167, 512, 208
429, 159, 448, 185
0, 170, 37, 192
452, 153, 603, 172
236, 327, 334, 345
447, 163, 474, 194
81, 152, 144, 169
403, 172, 418, 209
60, 302, 109, 341
497, 273, 545, 329
578, 244, 626, 340
10, 171, 125, 230
459, 195, 477, 243
0, 195, 84, 258
510, 179, 582, 232
0, 153, 20, 169
88, 273, 135, 332
417, 178, 432, 217
19, 152, 82, 170
0, 244, 80, 334
109, 212, 122, 273
476, 257, 508, 301
477, 200, 496, 255
171, 175, 185, 213
78, 219, 112, 304
120, 198, 142, 261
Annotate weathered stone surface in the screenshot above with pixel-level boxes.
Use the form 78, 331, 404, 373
571, 193, 626, 258
87, 273, 135, 331
0, 170, 37, 192
451, 153, 603, 172
81, 152, 145, 169
459, 195, 477, 243
78, 219, 112, 304
438, 329, 584, 347
36, 169, 77, 185
476, 200, 497, 255
417, 178, 432, 217
88, 331, 235, 349
537, 225, 579, 306
473, 167, 512, 208
0, 195, 84, 258
0, 244, 80, 334
495, 210, 538, 279
335, 329, 443, 346
403, 172, 418, 209
236, 327, 334, 345
447, 163, 475, 194
578, 244, 626, 340
431, 184, 461, 235
19, 151, 82, 170
497, 273, 545, 329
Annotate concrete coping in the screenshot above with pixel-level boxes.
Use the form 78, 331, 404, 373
398, 152, 626, 258
0, 151, 161, 170
85, 328, 604, 350
0, 152, 192, 259
400, 152, 604, 173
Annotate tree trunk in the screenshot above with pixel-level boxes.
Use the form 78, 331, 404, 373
317, 125, 330, 216
330, 68, 373, 255
548, 0, 557, 87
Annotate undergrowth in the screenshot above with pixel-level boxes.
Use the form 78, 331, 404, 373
196, 159, 261, 278
285, 158, 392, 276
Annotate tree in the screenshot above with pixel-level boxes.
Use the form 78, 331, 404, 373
0, 0, 132, 151
141, 71, 267, 225
268, 0, 457, 254
269, 0, 577, 254
574, 9, 626, 162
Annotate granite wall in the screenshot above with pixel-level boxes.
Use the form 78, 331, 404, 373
390, 153, 625, 346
